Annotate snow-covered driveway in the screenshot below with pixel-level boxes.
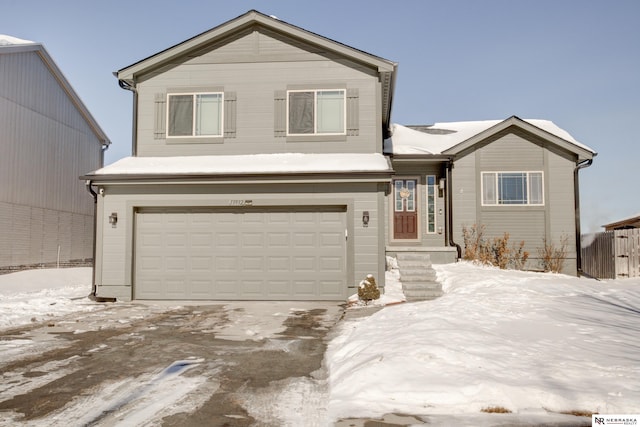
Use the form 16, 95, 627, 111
0, 272, 343, 427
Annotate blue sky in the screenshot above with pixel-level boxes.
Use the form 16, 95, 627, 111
1, 0, 638, 232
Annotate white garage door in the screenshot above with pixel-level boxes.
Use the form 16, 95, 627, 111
134, 207, 347, 300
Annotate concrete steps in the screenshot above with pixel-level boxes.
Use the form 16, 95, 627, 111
396, 252, 443, 301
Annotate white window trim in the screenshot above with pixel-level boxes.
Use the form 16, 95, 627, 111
425, 175, 437, 234
166, 92, 224, 138
481, 171, 545, 206
394, 179, 417, 213
286, 89, 347, 136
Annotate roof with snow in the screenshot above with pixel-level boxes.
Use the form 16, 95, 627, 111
85, 153, 393, 179
384, 116, 596, 161
0, 34, 110, 147
0, 34, 35, 46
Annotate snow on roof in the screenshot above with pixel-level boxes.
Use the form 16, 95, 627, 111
93, 153, 392, 175
0, 34, 35, 46
384, 119, 594, 155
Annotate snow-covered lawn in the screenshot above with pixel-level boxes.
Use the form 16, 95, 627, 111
0, 268, 98, 329
1, 264, 639, 425
328, 262, 640, 423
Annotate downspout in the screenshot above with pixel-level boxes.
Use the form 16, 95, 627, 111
446, 159, 462, 260
85, 180, 99, 300
118, 79, 138, 157
574, 158, 593, 276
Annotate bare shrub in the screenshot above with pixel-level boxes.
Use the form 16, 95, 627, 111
509, 240, 530, 270
462, 225, 529, 270
462, 223, 485, 261
490, 233, 510, 269
538, 235, 569, 273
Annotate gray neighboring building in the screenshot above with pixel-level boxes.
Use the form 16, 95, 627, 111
0, 36, 110, 270
83, 10, 595, 302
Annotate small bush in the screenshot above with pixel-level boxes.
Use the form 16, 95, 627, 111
462, 225, 529, 270
538, 235, 569, 273
357, 274, 380, 302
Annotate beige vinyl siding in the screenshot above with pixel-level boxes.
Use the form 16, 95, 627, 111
546, 147, 578, 268
452, 129, 578, 273
0, 49, 103, 267
134, 29, 380, 157
94, 181, 384, 301
477, 130, 544, 169
451, 153, 478, 247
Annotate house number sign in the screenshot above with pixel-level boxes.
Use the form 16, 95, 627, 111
228, 200, 253, 206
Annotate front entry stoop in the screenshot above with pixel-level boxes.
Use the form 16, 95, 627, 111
396, 252, 443, 301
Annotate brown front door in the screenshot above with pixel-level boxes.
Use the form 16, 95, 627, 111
393, 178, 418, 239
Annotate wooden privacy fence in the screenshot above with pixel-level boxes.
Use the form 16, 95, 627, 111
581, 229, 640, 279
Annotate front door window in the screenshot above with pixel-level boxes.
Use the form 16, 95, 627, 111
394, 179, 418, 239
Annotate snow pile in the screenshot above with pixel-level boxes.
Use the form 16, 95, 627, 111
0, 35, 34, 46
384, 119, 593, 155
92, 153, 392, 175
0, 268, 97, 328
328, 262, 640, 421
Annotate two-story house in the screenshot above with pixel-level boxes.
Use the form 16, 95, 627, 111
83, 10, 595, 302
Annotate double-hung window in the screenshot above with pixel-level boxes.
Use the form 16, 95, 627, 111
167, 92, 223, 137
287, 89, 346, 135
482, 172, 544, 205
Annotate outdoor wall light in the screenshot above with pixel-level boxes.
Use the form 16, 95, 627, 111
362, 211, 370, 227
108, 212, 118, 228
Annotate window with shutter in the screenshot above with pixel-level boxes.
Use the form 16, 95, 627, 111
276, 87, 359, 139
155, 89, 236, 141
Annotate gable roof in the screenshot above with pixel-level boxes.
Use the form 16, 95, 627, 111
116, 9, 397, 130
384, 116, 596, 161
0, 36, 111, 148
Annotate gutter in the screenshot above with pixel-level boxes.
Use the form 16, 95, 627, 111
85, 180, 99, 300
445, 159, 462, 260
574, 158, 594, 276
117, 78, 138, 157
84, 180, 116, 303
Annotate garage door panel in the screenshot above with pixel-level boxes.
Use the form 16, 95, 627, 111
135, 207, 347, 300
320, 232, 343, 248
293, 233, 316, 247
216, 256, 238, 271
266, 280, 289, 296
139, 255, 162, 271
267, 256, 290, 272
319, 280, 342, 296
267, 232, 290, 246
166, 256, 187, 271
242, 232, 264, 247
320, 256, 343, 271
293, 256, 316, 272
191, 232, 213, 248
191, 256, 213, 272
216, 232, 239, 247
241, 256, 264, 271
